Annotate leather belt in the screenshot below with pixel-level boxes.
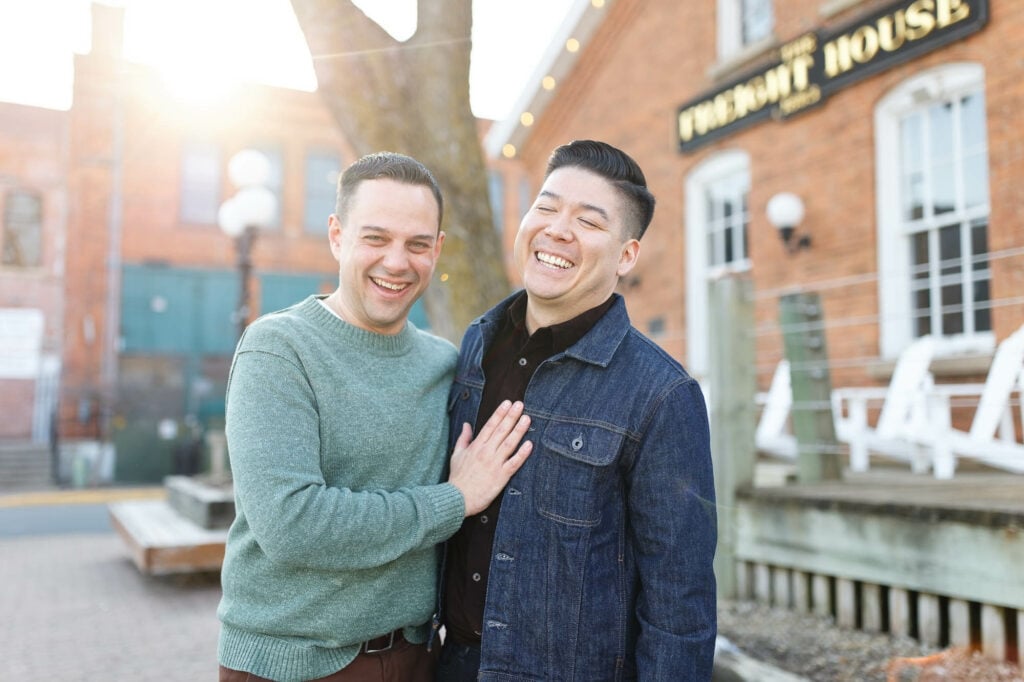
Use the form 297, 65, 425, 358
359, 628, 403, 654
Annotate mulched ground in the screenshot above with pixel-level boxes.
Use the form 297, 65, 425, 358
718, 600, 1023, 681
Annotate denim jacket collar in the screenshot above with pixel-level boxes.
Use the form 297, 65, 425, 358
472, 291, 630, 370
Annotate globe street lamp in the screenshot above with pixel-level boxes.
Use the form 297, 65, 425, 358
217, 150, 277, 341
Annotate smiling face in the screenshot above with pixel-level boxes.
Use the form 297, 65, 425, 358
513, 166, 640, 332
328, 178, 443, 335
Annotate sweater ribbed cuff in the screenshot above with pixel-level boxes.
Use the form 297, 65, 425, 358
422, 482, 465, 546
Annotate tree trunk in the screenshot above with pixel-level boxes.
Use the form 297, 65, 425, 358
289, 0, 511, 342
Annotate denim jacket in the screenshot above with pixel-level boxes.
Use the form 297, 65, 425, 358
439, 293, 717, 681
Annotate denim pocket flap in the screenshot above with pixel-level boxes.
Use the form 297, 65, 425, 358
541, 422, 622, 467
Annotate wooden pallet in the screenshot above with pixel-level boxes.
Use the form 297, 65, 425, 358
109, 499, 228, 575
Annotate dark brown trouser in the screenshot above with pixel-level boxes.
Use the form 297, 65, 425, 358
218, 633, 437, 682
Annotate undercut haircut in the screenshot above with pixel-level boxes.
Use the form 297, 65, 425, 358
545, 139, 656, 240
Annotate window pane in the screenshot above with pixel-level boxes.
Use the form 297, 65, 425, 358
940, 283, 963, 335
938, 224, 961, 277
488, 171, 504, 233
910, 231, 929, 280
970, 218, 991, 332
741, 215, 749, 262
970, 219, 988, 273
962, 151, 988, 210
901, 113, 923, 172
913, 288, 931, 337
928, 101, 954, 163
742, 0, 772, 44
3, 190, 43, 267
973, 279, 991, 332
900, 114, 924, 221
931, 160, 955, 214
724, 225, 734, 263
180, 143, 221, 224
960, 92, 986, 149
304, 152, 340, 234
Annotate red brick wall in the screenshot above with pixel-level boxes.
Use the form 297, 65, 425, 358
506, 0, 1024, 394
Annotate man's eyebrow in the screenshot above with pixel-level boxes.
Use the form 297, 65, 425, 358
538, 190, 610, 221
361, 224, 436, 243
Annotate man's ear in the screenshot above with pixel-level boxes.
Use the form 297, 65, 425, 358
327, 214, 343, 257
616, 239, 641, 277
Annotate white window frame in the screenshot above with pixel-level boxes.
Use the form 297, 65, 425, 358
875, 62, 993, 359
685, 150, 752, 381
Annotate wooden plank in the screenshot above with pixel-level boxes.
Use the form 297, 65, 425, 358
918, 593, 941, 647
109, 500, 227, 575
754, 562, 771, 604
812, 574, 831, 617
889, 587, 910, 637
981, 604, 1007, 660
792, 570, 810, 613
837, 578, 856, 628
773, 566, 791, 609
949, 598, 970, 648
735, 498, 1024, 608
861, 583, 882, 632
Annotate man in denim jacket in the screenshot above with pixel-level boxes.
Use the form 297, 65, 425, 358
435, 140, 717, 681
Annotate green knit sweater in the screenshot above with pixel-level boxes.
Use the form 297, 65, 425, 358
217, 295, 465, 681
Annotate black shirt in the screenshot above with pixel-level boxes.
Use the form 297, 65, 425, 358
442, 292, 616, 645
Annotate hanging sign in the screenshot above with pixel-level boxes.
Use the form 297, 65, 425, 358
677, 0, 989, 153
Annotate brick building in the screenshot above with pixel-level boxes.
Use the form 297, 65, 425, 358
0, 4, 516, 482
59, 5, 360, 479
487, 0, 1023, 400
0, 103, 67, 441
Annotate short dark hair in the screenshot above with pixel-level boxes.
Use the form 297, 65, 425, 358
335, 152, 444, 230
545, 140, 655, 240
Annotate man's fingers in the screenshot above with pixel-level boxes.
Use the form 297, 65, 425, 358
454, 422, 473, 451
503, 441, 533, 472
477, 400, 524, 444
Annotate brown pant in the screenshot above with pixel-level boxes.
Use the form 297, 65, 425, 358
219, 634, 437, 682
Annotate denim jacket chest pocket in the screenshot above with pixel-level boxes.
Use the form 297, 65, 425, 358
536, 421, 624, 528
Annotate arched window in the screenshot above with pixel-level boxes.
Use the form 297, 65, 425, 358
685, 150, 751, 380
875, 63, 991, 358
3, 189, 43, 267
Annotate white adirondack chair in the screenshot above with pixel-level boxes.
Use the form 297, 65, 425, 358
754, 360, 797, 459
920, 325, 1024, 478
831, 336, 938, 473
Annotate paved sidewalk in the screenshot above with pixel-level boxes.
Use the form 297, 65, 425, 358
0, 489, 798, 681
0, 532, 221, 681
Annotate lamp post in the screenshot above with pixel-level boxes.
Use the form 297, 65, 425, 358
217, 150, 277, 341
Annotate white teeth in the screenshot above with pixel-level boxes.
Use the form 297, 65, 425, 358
536, 252, 573, 269
372, 278, 407, 291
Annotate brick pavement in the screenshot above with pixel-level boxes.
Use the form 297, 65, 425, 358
0, 532, 221, 681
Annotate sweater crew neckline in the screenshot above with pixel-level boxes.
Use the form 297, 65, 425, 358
306, 295, 416, 356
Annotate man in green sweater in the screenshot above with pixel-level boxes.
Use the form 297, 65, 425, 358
218, 152, 533, 682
